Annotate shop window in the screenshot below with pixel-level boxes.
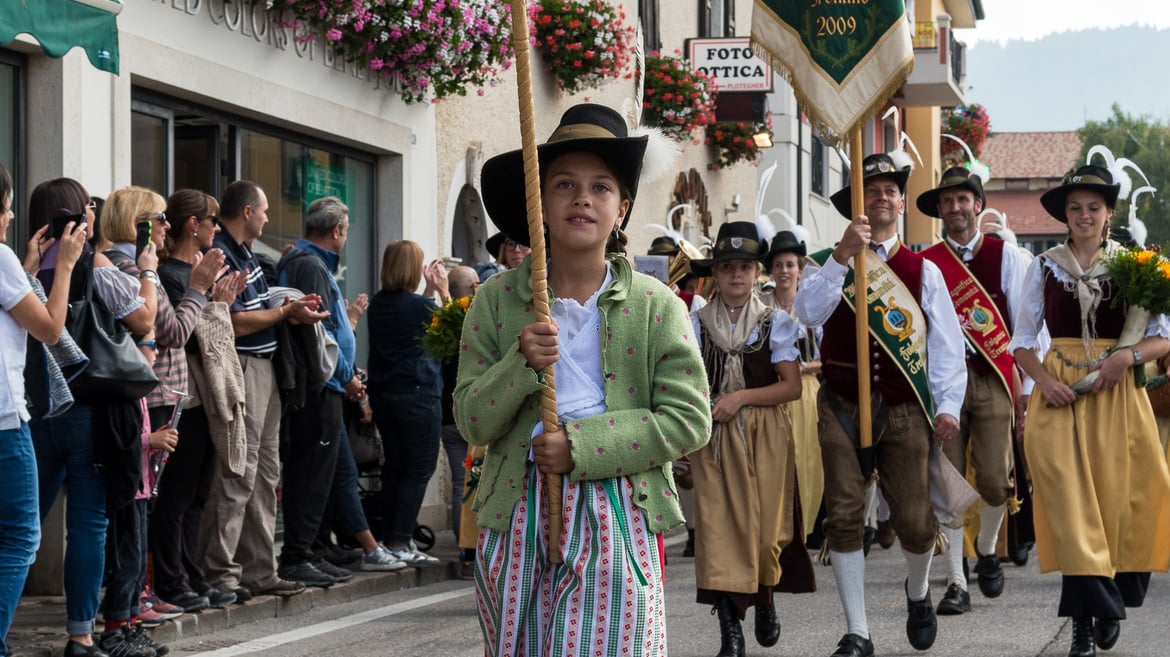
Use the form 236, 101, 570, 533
811, 136, 827, 198
698, 0, 734, 37
0, 51, 23, 245
639, 0, 661, 53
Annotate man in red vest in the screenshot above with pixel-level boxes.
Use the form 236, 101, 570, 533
795, 153, 966, 657
918, 168, 1029, 616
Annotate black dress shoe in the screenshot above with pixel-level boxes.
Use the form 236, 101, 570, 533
830, 633, 874, 657
905, 587, 937, 650
936, 583, 971, 615
1070, 616, 1096, 657
64, 640, 111, 657
976, 553, 1005, 598
231, 587, 253, 603
1094, 618, 1119, 651
168, 590, 210, 613
754, 603, 780, 647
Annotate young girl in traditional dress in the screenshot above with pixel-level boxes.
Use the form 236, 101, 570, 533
454, 103, 711, 657
689, 221, 811, 657
1010, 162, 1170, 657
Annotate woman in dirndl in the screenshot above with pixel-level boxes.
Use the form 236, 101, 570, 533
1010, 162, 1170, 657
690, 221, 811, 657
762, 230, 823, 542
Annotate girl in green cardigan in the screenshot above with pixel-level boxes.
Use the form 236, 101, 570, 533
454, 104, 711, 657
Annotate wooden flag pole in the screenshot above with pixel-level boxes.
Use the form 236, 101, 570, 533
850, 125, 873, 451
507, 0, 564, 564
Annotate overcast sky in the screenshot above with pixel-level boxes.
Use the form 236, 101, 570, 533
953, 0, 1170, 46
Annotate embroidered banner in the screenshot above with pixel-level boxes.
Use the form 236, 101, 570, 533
750, 0, 914, 144
810, 248, 935, 422
923, 244, 1015, 398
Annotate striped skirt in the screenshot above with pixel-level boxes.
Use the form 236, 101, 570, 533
475, 463, 667, 657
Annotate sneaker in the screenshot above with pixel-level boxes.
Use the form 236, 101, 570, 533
131, 608, 167, 629
253, 577, 307, 597
361, 545, 409, 572
137, 602, 181, 622
99, 626, 155, 657
203, 588, 238, 608
165, 590, 209, 613
312, 557, 354, 582
64, 639, 111, 657
140, 588, 183, 619
278, 561, 336, 588
387, 545, 441, 568
128, 622, 169, 657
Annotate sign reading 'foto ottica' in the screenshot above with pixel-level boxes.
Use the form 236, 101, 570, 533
687, 37, 773, 92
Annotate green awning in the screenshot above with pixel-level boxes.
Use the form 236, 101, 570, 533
0, 0, 122, 75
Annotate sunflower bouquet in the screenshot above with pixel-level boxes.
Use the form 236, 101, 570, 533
421, 296, 471, 362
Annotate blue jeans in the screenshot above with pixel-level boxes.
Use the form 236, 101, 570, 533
372, 391, 440, 544
0, 423, 40, 656
32, 406, 108, 636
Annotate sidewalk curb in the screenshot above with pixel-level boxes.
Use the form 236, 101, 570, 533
9, 562, 456, 657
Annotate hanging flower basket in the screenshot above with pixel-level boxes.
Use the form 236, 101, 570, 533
940, 103, 991, 165
705, 114, 772, 171
529, 0, 636, 95
641, 51, 718, 142
265, 0, 513, 104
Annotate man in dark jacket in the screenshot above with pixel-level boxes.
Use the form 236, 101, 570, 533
275, 196, 365, 588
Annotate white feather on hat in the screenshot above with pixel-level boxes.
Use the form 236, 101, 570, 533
1087, 144, 1151, 203
1128, 185, 1155, 247
941, 133, 990, 184
979, 208, 1017, 246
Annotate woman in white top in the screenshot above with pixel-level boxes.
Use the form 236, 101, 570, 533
0, 163, 85, 656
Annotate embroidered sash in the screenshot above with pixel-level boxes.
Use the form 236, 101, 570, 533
810, 248, 935, 421
924, 244, 1015, 398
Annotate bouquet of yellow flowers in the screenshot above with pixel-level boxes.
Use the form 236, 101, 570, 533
421, 296, 471, 362
1104, 245, 1170, 316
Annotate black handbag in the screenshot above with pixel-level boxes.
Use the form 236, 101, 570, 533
66, 252, 158, 403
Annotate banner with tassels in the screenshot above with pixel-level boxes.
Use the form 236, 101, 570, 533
750, 0, 914, 145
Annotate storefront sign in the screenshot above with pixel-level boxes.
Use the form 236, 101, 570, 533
687, 37, 773, 93
159, 0, 373, 84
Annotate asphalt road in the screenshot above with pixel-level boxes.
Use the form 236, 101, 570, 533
167, 532, 1170, 657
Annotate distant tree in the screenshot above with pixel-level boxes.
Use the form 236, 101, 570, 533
1078, 104, 1170, 246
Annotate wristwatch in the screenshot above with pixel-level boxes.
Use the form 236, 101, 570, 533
139, 270, 161, 287
1131, 346, 1143, 365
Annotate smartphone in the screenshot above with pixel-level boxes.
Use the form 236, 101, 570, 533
49, 213, 85, 242
135, 220, 153, 259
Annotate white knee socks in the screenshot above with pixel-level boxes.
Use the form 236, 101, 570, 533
977, 503, 1006, 556
831, 549, 869, 639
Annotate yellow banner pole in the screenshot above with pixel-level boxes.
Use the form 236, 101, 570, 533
851, 125, 873, 450
507, 0, 564, 564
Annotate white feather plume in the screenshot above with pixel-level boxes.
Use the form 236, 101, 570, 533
978, 208, 1017, 245
631, 124, 681, 186
881, 106, 924, 170
621, 24, 647, 131
755, 213, 777, 245
1085, 145, 1152, 201
941, 133, 990, 184
888, 150, 915, 172
1128, 185, 1156, 247
756, 162, 779, 223
767, 208, 811, 245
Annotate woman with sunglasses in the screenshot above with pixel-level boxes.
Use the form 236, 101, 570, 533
151, 189, 246, 613
25, 178, 158, 657
95, 187, 229, 653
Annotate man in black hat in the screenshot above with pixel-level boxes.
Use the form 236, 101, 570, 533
795, 153, 967, 657
918, 167, 1031, 616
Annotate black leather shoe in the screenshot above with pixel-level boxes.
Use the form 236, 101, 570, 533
830, 633, 874, 657
936, 583, 971, 615
64, 640, 111, 657
1095, 618, 1119, 651
1070, 616, 1096, 657
905, 586, 937, 650
976, 553, 1005, 598
712, 596, 745, 657
754, 603, 780, 647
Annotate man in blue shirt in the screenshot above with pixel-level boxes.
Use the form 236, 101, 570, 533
275, 196, 369, 587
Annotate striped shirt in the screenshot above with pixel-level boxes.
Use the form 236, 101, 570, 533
106, 244, 207, 409
213, 230, 277, 355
